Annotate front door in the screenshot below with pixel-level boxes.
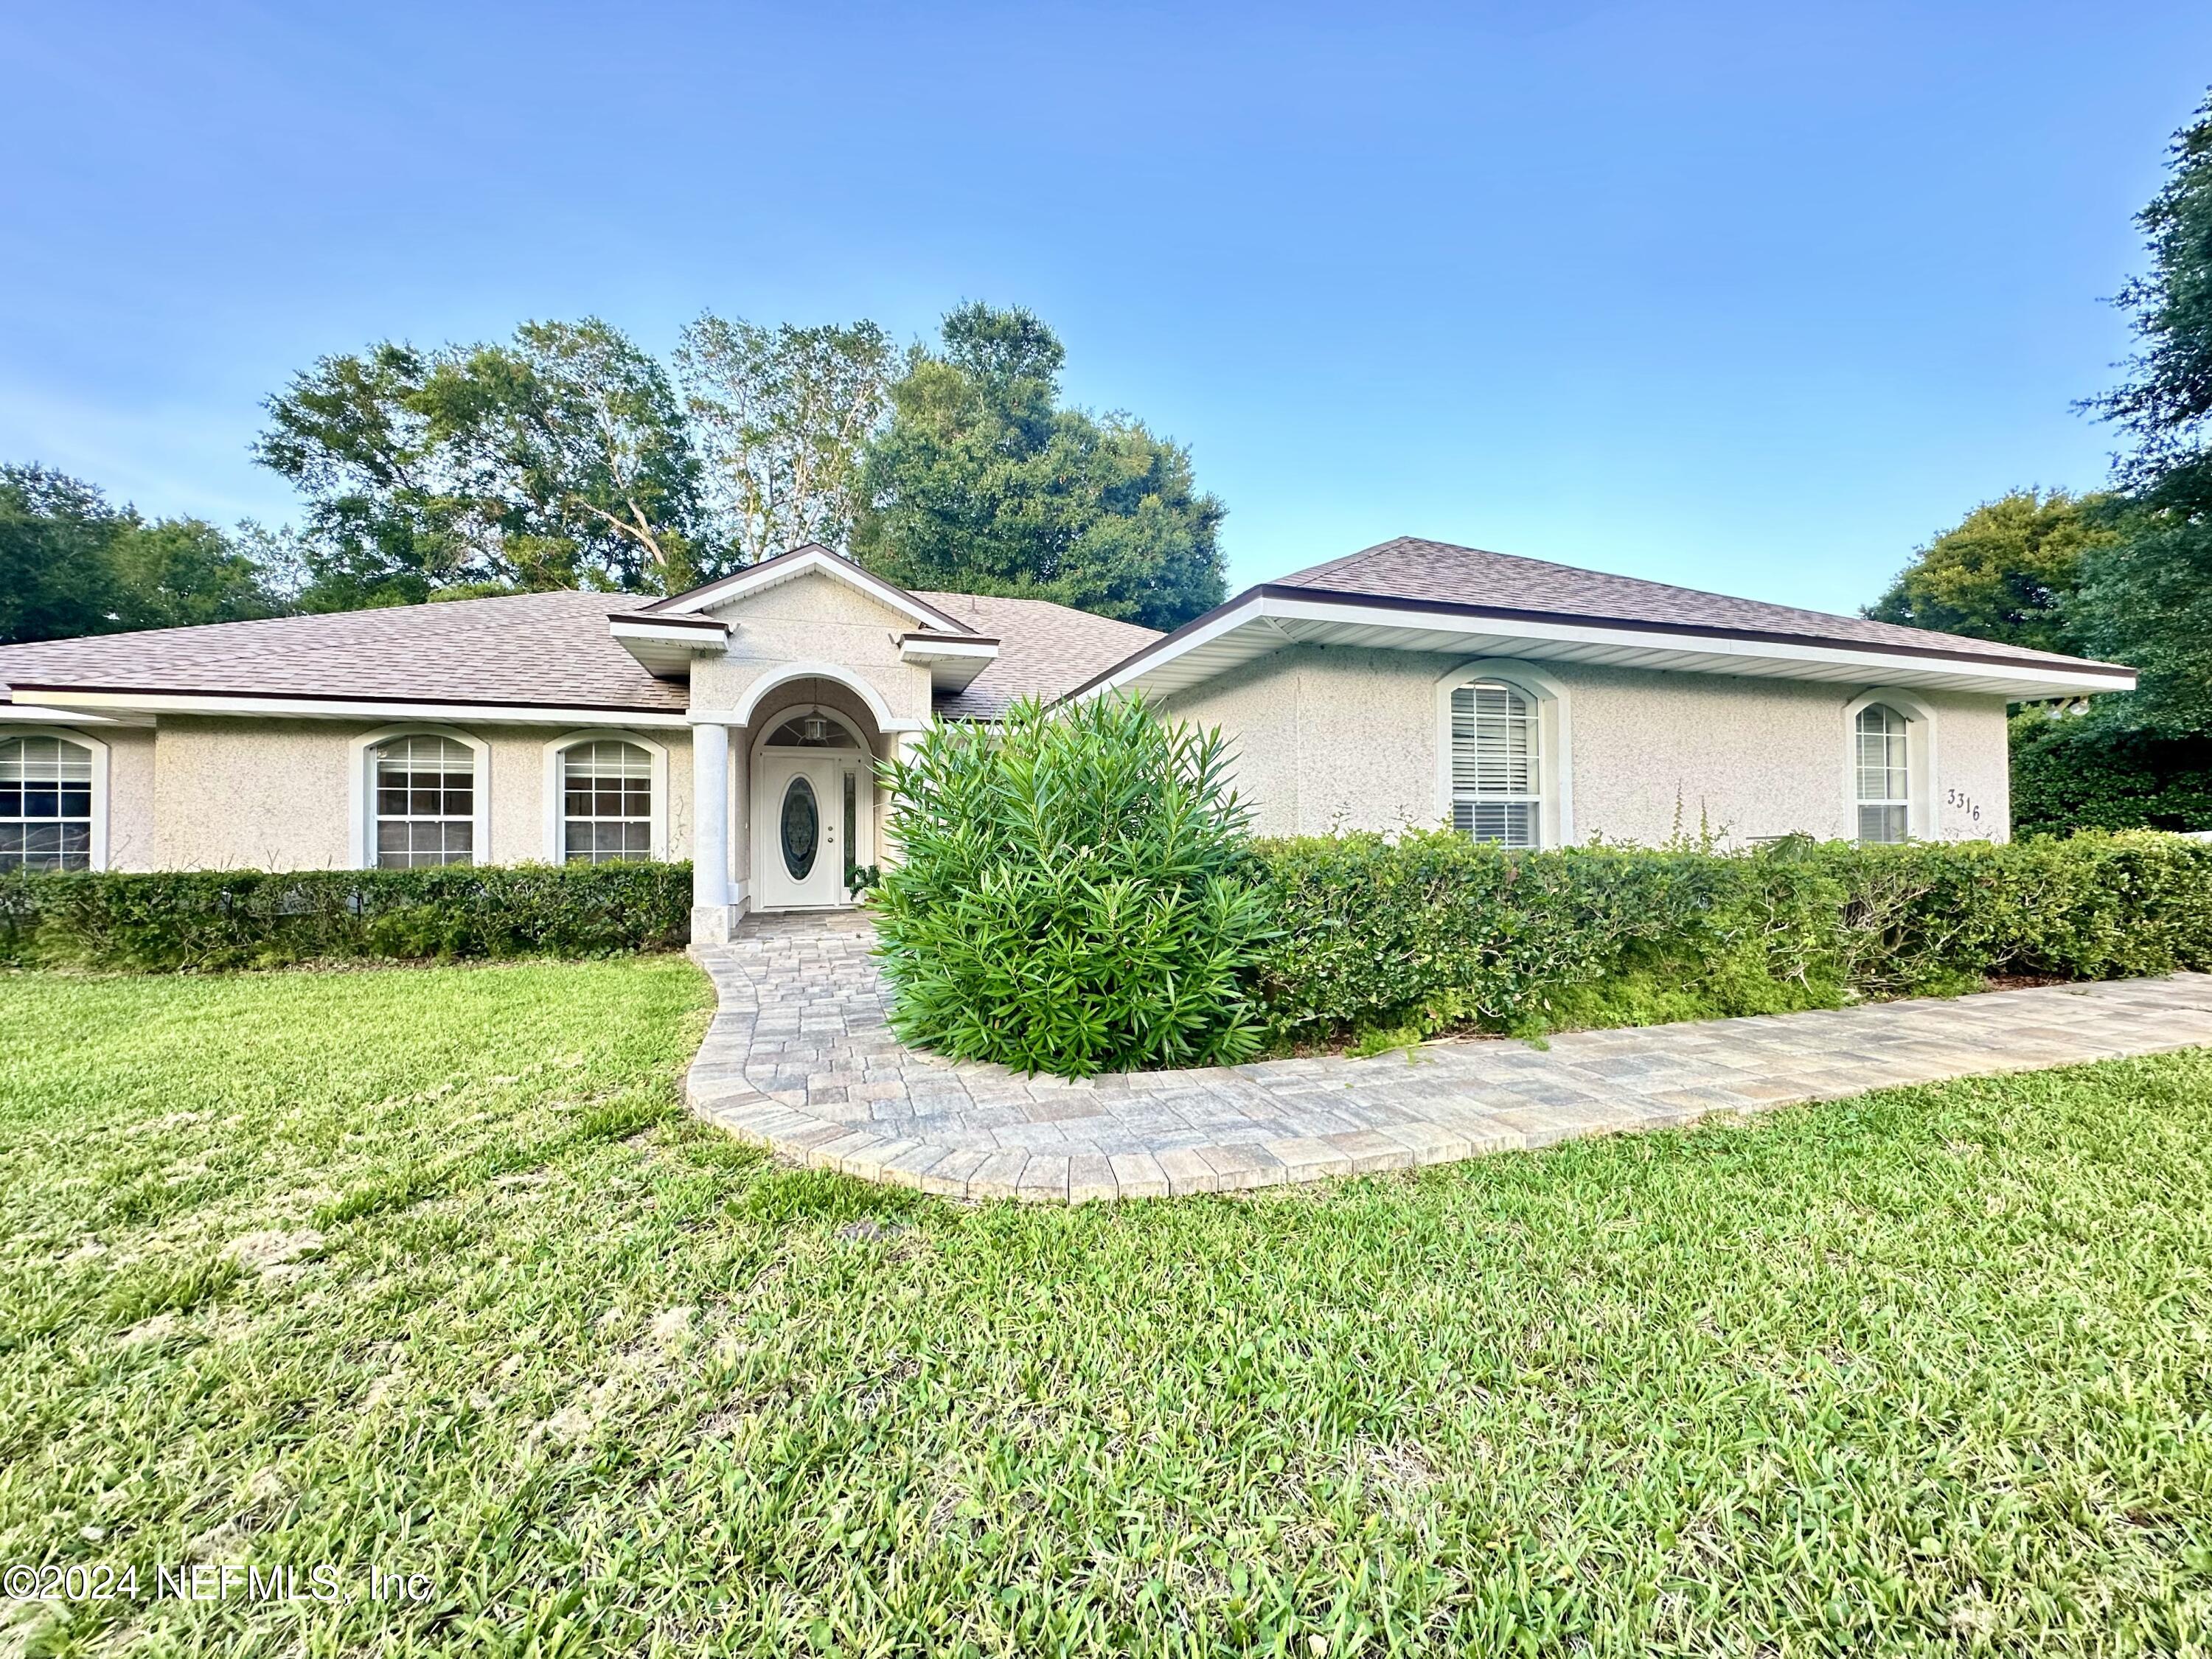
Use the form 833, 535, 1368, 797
754, 754, 846, 908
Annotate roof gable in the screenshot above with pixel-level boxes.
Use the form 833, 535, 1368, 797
643, 543, 974, 633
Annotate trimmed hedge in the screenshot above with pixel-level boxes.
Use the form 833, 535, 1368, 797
1252, 830, 2212, 1045
0, 861, 693, 970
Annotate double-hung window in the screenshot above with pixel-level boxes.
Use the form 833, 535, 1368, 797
1854, 703, 1910, 843
0, 736, 94, 871
373, 735, 476, 867
561, 740, 654, 863
1450, 681, 1542, 848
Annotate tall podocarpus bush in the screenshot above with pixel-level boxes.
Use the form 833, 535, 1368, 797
872, 694, 1272, 1075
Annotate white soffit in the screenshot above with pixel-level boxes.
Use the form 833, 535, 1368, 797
899, 634, 999, 693
608, 613, 728, 677
1082, 594, 2138, 703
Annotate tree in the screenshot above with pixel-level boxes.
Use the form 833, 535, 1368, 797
255, 319, 708, 608
1865, 488, 2117, 656
0, 465, 287, 645
852, 303, 1227, 630
0, 466, 116, 644
675, 314, 894, 565
105, 515, 288, 631
2071, 89, 2212, 737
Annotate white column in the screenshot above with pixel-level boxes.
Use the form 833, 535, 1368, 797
690, 720, 732, 944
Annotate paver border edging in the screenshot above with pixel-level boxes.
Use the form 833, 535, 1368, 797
681, 926, 2212, 1205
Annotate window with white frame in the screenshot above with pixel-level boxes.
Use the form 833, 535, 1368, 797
0, 735, 94, 871
1450, 681, 1542, 848
1854, 703, 1910, 843
372, 734, 476, 867
561, 740, 653, 863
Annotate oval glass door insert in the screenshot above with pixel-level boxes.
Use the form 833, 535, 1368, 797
779, 775, 819, 880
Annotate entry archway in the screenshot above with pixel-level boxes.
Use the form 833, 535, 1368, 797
749, 704, 876, 910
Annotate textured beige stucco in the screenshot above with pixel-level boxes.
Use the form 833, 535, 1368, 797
110, 716, 692, 872
99, 726, 159, 869
691, 568, 934, 726
65, 602, 2018, 876
1166, 646, 2016, 846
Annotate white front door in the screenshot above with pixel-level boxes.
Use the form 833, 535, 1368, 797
754, 754, 846, 908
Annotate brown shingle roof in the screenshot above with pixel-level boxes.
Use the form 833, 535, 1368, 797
911, 592, 1161, 719
0, 590, 691, 713
0, 585, 1157, 720
1272, 536, 2126, 672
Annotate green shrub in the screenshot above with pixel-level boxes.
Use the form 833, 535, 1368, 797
2011, 709, 2212, 835
0, 861, 692, 970
872, 694, 1271, 1075
1251, 830, 2212, 1046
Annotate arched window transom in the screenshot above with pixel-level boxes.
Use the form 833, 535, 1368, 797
0, 735, 94, 871
1450, 681, 1542, 848
764, 712, 860, 749
1854, 703, 1910, 843
562, 740, 653, 863
373, 734, 476, 868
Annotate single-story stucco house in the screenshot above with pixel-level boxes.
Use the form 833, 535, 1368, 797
0, 537, 2135, 941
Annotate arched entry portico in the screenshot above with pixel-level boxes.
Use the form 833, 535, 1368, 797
748, 704, 875, 909
689, 664, 922, 941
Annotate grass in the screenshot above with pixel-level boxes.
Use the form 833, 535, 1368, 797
3, 961, 2211, 1656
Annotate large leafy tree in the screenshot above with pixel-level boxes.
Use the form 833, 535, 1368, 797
675, 314, 894, 565
0, 465, 285, 645
2072, 90, 2212, 735
852, 303, 1227, 630
255, 318, 708, 609
1865, 488, 2118, 656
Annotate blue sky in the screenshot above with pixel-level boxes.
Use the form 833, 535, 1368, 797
4, 1, 2208, 614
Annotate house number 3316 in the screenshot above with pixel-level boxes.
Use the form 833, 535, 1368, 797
1945, 787, 1983, 824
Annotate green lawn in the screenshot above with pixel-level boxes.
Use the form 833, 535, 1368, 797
2, 961, 2210, 1657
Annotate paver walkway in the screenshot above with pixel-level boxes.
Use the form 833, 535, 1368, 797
685, 910, 2212, 1202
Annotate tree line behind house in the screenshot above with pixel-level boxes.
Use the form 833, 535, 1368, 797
1865, 91, 2212, 831
1, 301, 1228, 644
6, 90, 2211, 835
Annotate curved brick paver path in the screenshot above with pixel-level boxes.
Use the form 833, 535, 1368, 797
684, 911, 2212, 1202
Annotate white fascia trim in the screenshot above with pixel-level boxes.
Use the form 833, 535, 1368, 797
21, 689, 690, 728
608, 617, 730, 646
655, 549, 949, 630
1433, 659, 1575, 848
897, 638, 1000, 663
541, 729, 672, 863
1078, 593, 1272, 700
347, 724, 493, 872
2, 725, 111, 871
1843, 688, 1939, 841
0, 703, 142, 726
1091, 593, 2138, 700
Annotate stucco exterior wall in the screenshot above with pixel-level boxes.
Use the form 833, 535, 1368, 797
100, 726, 159, 870
1166, 646, 2015, 846
111, 716, 692, 872
690, 568, 934, 726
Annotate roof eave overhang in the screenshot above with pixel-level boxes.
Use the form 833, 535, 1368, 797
7, 686, 692, 727
898, 632, 1001, 693
1068, 590, 2139, 704
608, 613, 729, 678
